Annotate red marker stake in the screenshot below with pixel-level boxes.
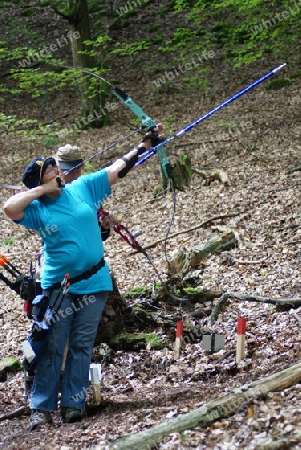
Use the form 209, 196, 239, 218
236, 317, 246, 364
174, 320, 183, 360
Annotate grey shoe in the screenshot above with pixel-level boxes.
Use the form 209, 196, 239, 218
61, 407, 84, 423
29, 409, 52, 430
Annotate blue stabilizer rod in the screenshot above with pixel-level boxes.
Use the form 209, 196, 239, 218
136, 63, 286, 167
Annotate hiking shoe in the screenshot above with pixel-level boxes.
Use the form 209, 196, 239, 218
61, 407, 84, 423
29, 409, 52, 430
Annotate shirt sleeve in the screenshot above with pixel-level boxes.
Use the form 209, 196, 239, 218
16, 200, 43, 231
70, 170, 112, 210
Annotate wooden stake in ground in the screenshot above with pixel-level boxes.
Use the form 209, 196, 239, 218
89, 363, 102, 405
236, 317, 246, 364
174, 320, 183, 360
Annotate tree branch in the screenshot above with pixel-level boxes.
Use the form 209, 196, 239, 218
110, 361, 301, 450
209, 292, 301, 326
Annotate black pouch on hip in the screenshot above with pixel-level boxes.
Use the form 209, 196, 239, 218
31, 294, 50, 322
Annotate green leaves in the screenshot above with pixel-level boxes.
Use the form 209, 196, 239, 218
165, 0, 300, 75
111, 39, 150, 56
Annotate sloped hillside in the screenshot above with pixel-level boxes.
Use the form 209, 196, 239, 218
0, 2, 301, 449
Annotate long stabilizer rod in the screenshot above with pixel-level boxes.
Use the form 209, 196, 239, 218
136, 63, 287, 166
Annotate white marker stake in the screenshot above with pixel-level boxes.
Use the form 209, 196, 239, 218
89, 363, 102, 405
174, 320, 183, 360
236, 317, 246, 364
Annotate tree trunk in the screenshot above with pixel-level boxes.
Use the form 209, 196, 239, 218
53, 0, 109, 125
156, 153, 192, 196
111, 360, 301, 450
94, 276, 127, 346
172, 153, 193, 190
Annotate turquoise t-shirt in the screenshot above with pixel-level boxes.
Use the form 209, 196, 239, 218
18, 170, 113, 294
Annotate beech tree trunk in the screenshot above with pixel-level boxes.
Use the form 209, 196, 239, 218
53, 0, 109, 125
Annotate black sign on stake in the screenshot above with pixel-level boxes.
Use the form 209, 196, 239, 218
202, 333, 225, 354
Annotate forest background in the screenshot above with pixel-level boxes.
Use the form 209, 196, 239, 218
0, 0, 300, 449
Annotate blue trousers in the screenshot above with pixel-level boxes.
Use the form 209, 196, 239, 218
30, 290, 109, 411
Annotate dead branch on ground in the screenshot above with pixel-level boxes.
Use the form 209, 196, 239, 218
110, 361, 301, 450
209, 292, 301, 326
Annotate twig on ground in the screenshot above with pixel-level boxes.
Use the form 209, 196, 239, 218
209, 292, 301, 325
0, 406, 28, 421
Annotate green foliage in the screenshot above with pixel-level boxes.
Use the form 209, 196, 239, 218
83, 161, 96, 174
140, 0, 152, 9
1, 37, 111, 107
43, 137, 56, 148
9, 65, 79, 98
291, 72, 301, 79
159, 2, 175, 17
1, 0, 299, 132
80, 35, 111, 58
126, 286, 149, 296
111, 40, 150, 56
171, 0, 300, 69
216, 120, 236, 128
158, 27, 199, 53
130, 117, 143, 127
20, 7, 35, 16
265, 78, 292, 90
0, 357, 23, 374
149, 24, 161, 33
151, 35, 164, 45
0, 113, 38, 135
160, 115, 177, 128
109, 19, 131, 31
1, 237, 16, 245
139, 333, 163, 349
131, 59, 142, 68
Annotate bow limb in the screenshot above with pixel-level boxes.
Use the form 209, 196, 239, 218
113, 87, 173, 181
42, 57, 173, 179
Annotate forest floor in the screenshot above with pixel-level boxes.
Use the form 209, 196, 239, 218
0, 2, 301, 449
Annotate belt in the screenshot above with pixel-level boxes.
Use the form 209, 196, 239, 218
47, 257, 105, 292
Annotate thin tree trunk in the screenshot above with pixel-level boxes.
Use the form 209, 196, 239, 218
53, 0, 109, 125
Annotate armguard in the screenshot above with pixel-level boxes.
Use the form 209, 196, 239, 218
100, 225, 111, 241
118, 154, 138, 178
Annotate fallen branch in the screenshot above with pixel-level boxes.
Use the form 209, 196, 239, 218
0, 406, 27, 421
172, 229, 238, 278
110, 361, 301, 450
259, 433, 301, 450
130, 213, 241, 253
209, 292, 301, 326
